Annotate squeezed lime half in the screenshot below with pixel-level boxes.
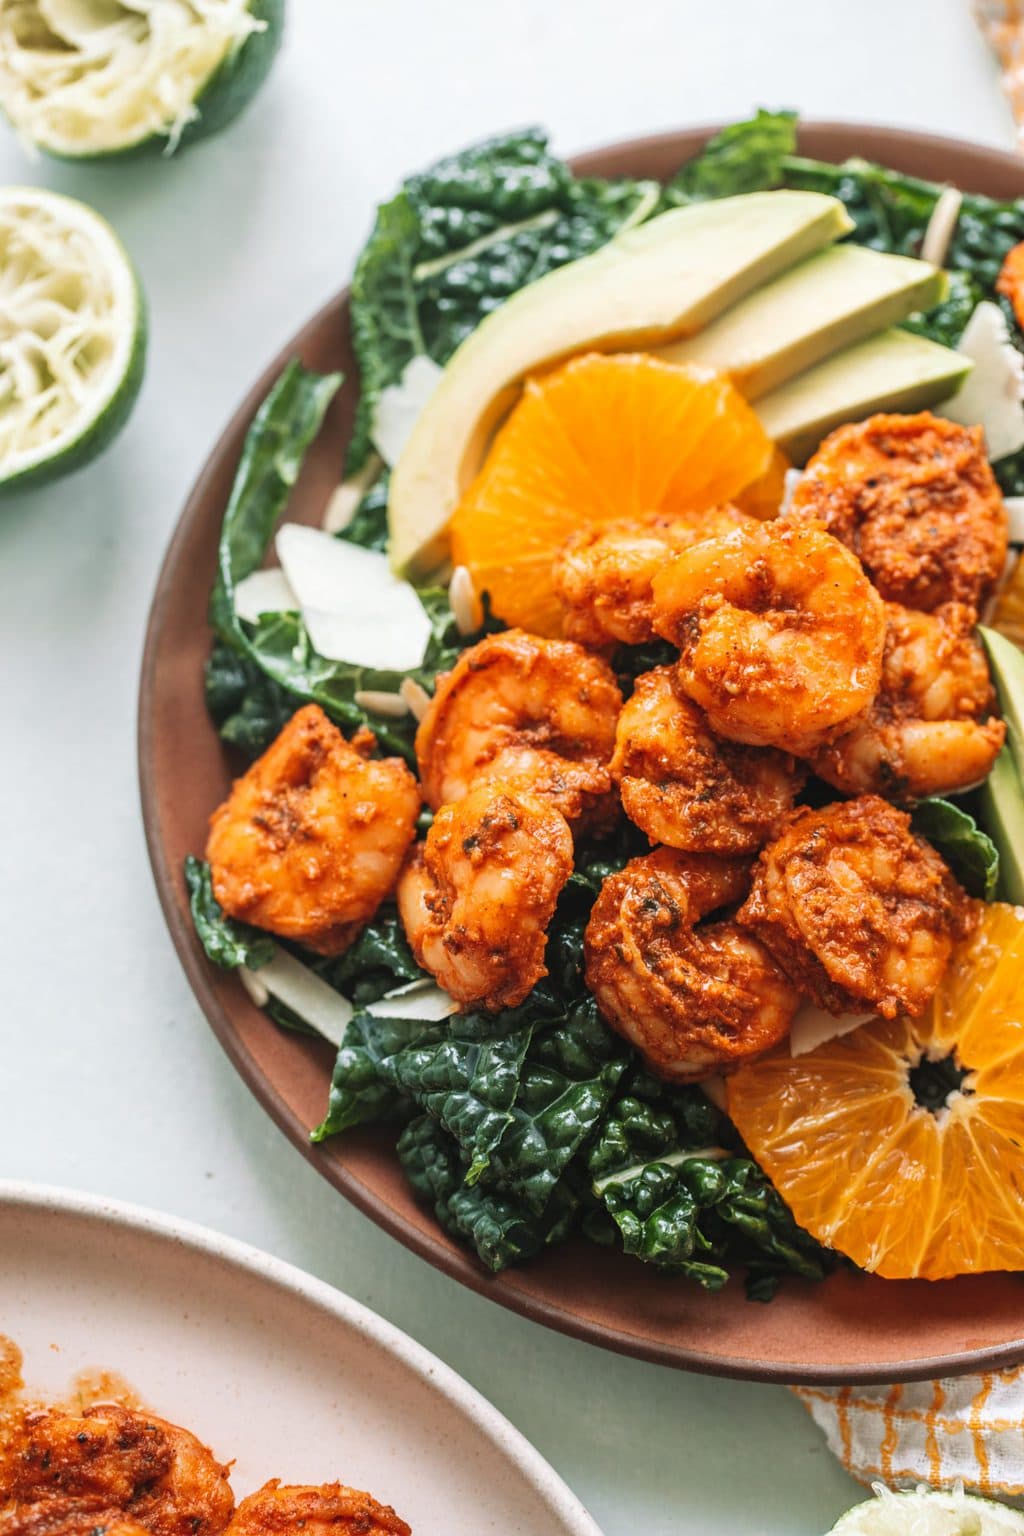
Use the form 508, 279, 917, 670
0, 186, 145, 489
831, 1487, 1024, 1535
0, 0, 283, 159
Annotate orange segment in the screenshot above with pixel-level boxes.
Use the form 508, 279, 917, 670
726, 902, 1024, 1280
450, 352, 774, 636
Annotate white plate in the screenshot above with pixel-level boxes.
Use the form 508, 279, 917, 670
0, 1182, 602, 1536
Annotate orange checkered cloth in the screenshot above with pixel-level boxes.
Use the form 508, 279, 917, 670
976, 0, 1024, 147
793, 1373, 1024, 1496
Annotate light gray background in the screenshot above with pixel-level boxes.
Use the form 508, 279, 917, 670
0, 3, 1017, 1532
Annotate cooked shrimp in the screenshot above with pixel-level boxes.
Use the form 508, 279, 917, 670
998, 241, 1024, 330
651, 520, 887, 754
226, 1481, 409, 1536
738, 795, 970, 1019
0, 1407, 233, 1536
415, 629, 622, 821
397, 782, 573, 1010
552, 505, 751, 649
812, 602, 1006, 798
787, 412, 1008, 611
207, 705, 420, 956
584, 848, 799, 1080
0, 1504, 151, 1536
611, 666, 804, 855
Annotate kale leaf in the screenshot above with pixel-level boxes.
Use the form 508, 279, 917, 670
316, 911, 423, 1005
912, 797, 1000, 899
336, 471, 390, 552
184, 856, 274, 970
398, 1114, 578, 1272
346, 127, 658, 475
781, 154, 1024, 298
661, 109, 797, 207
313, 1012, 412, 1139
209, 360, 342, 645
205, 640, 295, 760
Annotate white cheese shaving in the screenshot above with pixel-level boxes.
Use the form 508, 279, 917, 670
322, 453, 383, 533
371, 354, 444, 468
240, 947, 353, 1048
233, 567, 297, 623
780, 467, 804, 513
942, 300, 1024, 461
275, 522, 432, 671
789, 1004, 874, 1058
920, 186, 962, 268
365, 979, 458, 1022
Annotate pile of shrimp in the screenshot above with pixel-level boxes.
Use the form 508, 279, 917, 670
0, 1400, 409, 1536
205, 409, 1008, 1084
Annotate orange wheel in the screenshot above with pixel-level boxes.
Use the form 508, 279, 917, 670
726, 903, 1024, 1280
450, 352, 773, 636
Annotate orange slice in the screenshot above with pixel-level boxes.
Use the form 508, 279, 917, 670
726, 902, 1024, 1280
449, 352, 774, 636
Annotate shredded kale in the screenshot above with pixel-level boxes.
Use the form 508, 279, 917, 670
184, 856, 274, 970
345, 127, 659, 475
912, 797, 1000, 899
661, 109, 797, 207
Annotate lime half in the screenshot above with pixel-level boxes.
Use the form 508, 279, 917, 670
0, 186, 145, 489
0, 0, 283, 159
831, 1487, 1024, 1535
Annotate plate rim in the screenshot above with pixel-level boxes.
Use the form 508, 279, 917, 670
138, 118, 1024, 1388
0, 1178, 601, 1536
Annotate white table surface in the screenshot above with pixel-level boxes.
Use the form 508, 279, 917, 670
0, 3, 1017, 1532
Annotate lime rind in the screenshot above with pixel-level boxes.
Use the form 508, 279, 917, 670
830, 1485, 1024, 1535
0, 0, 283, 160
0, 185, 145, 490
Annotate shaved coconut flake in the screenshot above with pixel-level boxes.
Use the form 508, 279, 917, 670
276, 523, 432, 671
700, 1075, 727, 1112
240, 946, 353, 1048
237, 965, 269, 1008
371, 354, 443, 467
449, 564, 482, 635
322, 453, 383, 533
1004, 496, 1024, 544
399, 677, 431, 721
352, 689, 410, 718
233, 567, 297, 623
920, 185, 962, 267
365, 979, 458, 1022
789, 1004, 874, 1058
593, 1146, 729, 1196
943, 300, 1024, 460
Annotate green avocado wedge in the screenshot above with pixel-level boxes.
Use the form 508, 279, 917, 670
978, 625, 1024, 903
656, 243, 948, 400
388, 189, 853, 577
0, 0, 283, 160
755, 327, 972, 464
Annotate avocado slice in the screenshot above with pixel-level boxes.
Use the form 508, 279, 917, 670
755, 328, 972, 465
976, 748, 1024, 904
388, 190, 853, 577
655, 245, 948, 400
976, 628, 1024, 904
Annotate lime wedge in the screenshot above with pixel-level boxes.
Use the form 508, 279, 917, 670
831, 1487, 1024, 1535
0, 0, 282, 158
0, 186, 145, 489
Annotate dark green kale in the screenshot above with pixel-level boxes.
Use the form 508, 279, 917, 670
398, 1114, 578, 1272
184, 856, 274, 970
205, 640, 295, 760
912, 797, 1000, 899
313, 1012, 412, 1138
903, 270, 982, 348
336, 471, 390, 552
781, 154, 1024, 298
316, 911, 423, 1005
345, 127, 658, 475
661, 109, 797, 207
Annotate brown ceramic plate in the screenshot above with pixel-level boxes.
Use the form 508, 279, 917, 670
140, 121, 1024, 1386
